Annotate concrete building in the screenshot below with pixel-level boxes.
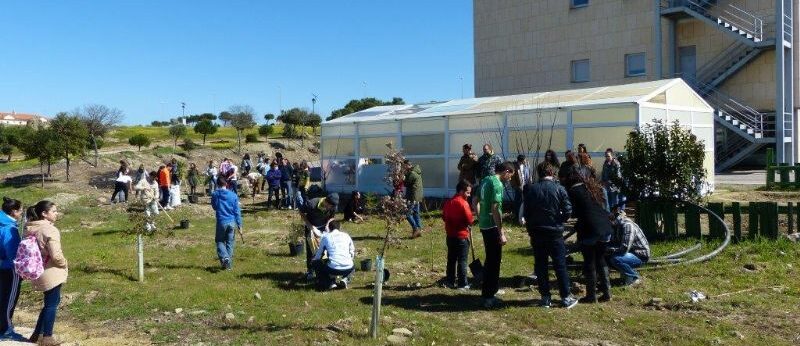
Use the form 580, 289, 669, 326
0, 111, 49, 126
474, 0, 797, 171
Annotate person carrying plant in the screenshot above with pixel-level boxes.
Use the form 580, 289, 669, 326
299, 193, 339, 280
0, 197, 23, 341
211, 176, 243, 270
311, 220, 355, 290
519, 164, 577, 309
475, 162, 515, 309
441, 180, 473, 290
403, 160, 424, 239
265, 162, 282, 209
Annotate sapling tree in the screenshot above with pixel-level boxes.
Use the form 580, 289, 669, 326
125, 201, 171, 282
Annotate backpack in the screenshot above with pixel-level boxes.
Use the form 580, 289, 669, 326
13, 235, 45, 280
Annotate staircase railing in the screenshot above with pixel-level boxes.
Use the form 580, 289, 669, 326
661, 0, 764, 42
695, 41, 752, 85
715, 129, 751, 163
677, 74, 766, 137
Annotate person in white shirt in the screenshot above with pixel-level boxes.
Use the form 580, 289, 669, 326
312, 220, 355, 290
228, 164, 240, 195
111, 170, 133, 203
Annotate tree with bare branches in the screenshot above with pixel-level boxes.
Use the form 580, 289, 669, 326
76, 104, 124, 166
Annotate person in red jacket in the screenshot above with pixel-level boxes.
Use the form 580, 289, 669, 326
157, 165, 171, 208
441, 180, 474, 290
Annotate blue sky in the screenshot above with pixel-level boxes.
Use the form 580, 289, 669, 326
0, 1, 474, 125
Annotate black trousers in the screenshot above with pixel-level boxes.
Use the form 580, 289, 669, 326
480, 227, 502, 298
580, 241, 611, 299
531, 236, 571, 299
111, 182, 128, 203
0, 269, 21, 334
267, 186, 280, 209
446, 237, 469, 287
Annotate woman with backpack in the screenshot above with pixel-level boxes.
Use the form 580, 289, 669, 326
0, 197, 23, 340
24, 201, 68, 345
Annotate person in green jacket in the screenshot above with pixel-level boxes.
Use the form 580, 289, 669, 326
187, 163, 200, 197
403, 160, 424, 238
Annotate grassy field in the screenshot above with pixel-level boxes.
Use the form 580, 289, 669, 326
108, 124, 318, 144
3, 180, 798, 345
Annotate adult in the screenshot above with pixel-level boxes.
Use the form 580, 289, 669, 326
519, 165, 577, 309
25, 201, 68, 345
291, 162, 301, 209
576, 152, 597, 181
566, 170, 613, 303
296, 162, 311, 206
601, 148, 625, 212
299, 193, 339, 280
558, 151, 576, 185
279, 158, 294, 209
441, 180, 473, 290
0, 198, 23, 340
157, 165, 171, 209
227, 162, 240, 195
608, 212, 650, 286
211, 176, 243, 270
536, 149, 560, 180
111, 168, 133, 203
169, 158, 181, 185
265, 162, 282, 209
343, 191, 365, 223
206, 160, 219, 195
133, 164, 148, 199
475, 162, 515, 308
311, 220, 355, 290
403, 160, 424, 238
477, 144, 503, 184
187, 163, 200, 198
241, 153, 252, 176
457, 144, 478, 186
246, 171, 263, 199
510, 154, 530, 222
577, 143, 588, 154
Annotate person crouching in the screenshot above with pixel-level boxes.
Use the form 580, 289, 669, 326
311, 220, 355, 290
607, 211, 650, 286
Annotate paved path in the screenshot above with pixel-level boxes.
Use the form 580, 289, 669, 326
716, 170, 766, 186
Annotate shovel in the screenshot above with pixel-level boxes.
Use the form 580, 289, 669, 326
468, 227, 483, 284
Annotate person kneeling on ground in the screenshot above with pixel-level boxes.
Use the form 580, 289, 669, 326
299, 193, 339, 280
441, 180, 474, 290
607, 210, 650, 286
520, 164, 578, 309
211, 176, 243, 270
311, 220, 355, 290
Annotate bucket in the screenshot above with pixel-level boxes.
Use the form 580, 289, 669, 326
179, 219, 190, 229
360, 259, 373, 271
289, 243, 304, 256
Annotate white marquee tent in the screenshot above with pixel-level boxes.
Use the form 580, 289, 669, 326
320, 78, 715, 197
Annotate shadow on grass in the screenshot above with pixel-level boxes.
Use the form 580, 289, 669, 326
358, 293, 534, 312
75, 264, 137, 282
91, 229, 126, 236
350, 235, 384, 241
239, 271, 315, 291
2, 174, 56, 188
152, 263, 223, 273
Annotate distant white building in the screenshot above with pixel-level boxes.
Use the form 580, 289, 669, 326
0, 111, 49, 126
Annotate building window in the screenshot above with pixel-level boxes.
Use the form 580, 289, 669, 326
571, 0, 588, 8
625, 53, 646, 77
571, 59, 590, 83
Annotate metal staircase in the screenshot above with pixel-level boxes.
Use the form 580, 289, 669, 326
661, 0, 772, 47
696, 41, 765, 93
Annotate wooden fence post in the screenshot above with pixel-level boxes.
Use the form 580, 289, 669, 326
788, 202, 794, 234
708, 202, 724, 239
685, 203, 701, 239
748, 202, 760, 239
663, 201, 678, 239
763, 202, 779, 239
794, 164, 800, 189
731, 202, 742, 243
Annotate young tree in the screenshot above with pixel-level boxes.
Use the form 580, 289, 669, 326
228, 105, 256, 154
193, 119, 218, 145
19, 126, 59, 186
258, 124, 274, 141
169, 124, 188, 154
264, 113, 275, 125
128, 134, 151, 151
218, 111, 233, 126
49, 112, 88, 182
305, 113, 322, 136
77, 104, 124, 167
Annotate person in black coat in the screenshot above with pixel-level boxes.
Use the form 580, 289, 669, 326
343, 191, 366, 223
565, 169, 613, 303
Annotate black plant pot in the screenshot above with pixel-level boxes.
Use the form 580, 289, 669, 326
360, 259, 373, 271
289, 243, 304, 256
179, 219, 190, 229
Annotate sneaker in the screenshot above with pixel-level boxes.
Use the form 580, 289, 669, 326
340, 277, 350, 289
561, 296, 579, 309
305, 272, 316, 281
329, 282, 338, 290
456, 284, 471, 291
482, 297, 502, 309
410, 230, 422, 239
626, 277, 643, 287
221, 258, 231, 270
539, 296, 552, 308
0, 329, 26, 341
527, 272, 537, 280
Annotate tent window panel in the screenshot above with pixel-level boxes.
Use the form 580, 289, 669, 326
668, 110, 692, 124
359, 137, 395, 156
321, 125, 355, 137
447, 159, 461, 190
508, 110, 567, 128
572, 107, 636, 124
640, 107, 666, 123
449, 132, 504, 156
402, 119, 445, 133
402, 134, 445, 155
449, 114, 504, 131
509, 129, 567, 153
572, 126, 633, 153
323, 159, 356, 186
357, 163, 389, 193
358, 122, 396, 135
321, 138, 355, 157
409, 158, 445, 188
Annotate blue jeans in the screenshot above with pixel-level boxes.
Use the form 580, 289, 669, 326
606, 189, 626, 212
609, 253, 643, 282
32, 284, 61, 337
446, 237, 469, 287
406, 202, 423, 231
215, 222, 237, 265
531, 236, 571, 300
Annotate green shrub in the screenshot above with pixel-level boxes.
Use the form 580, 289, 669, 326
245, 134, 259, 143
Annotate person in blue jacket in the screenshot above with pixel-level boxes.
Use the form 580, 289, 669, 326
0, 197, 24, 340
211, 177, 243, 271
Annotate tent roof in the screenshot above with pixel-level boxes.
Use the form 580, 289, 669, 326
324, 78, 712, 125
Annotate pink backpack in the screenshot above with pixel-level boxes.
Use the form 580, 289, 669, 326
13, 235, 45, 280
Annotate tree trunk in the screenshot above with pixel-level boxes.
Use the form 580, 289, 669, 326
47, 161, 51, 177
237, 130, 242, 154
91, 135, 99, 167
138, 145, 141, 152
203, 134, 207, 145
65, 155, 70, 182
40, 162, 44, 188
